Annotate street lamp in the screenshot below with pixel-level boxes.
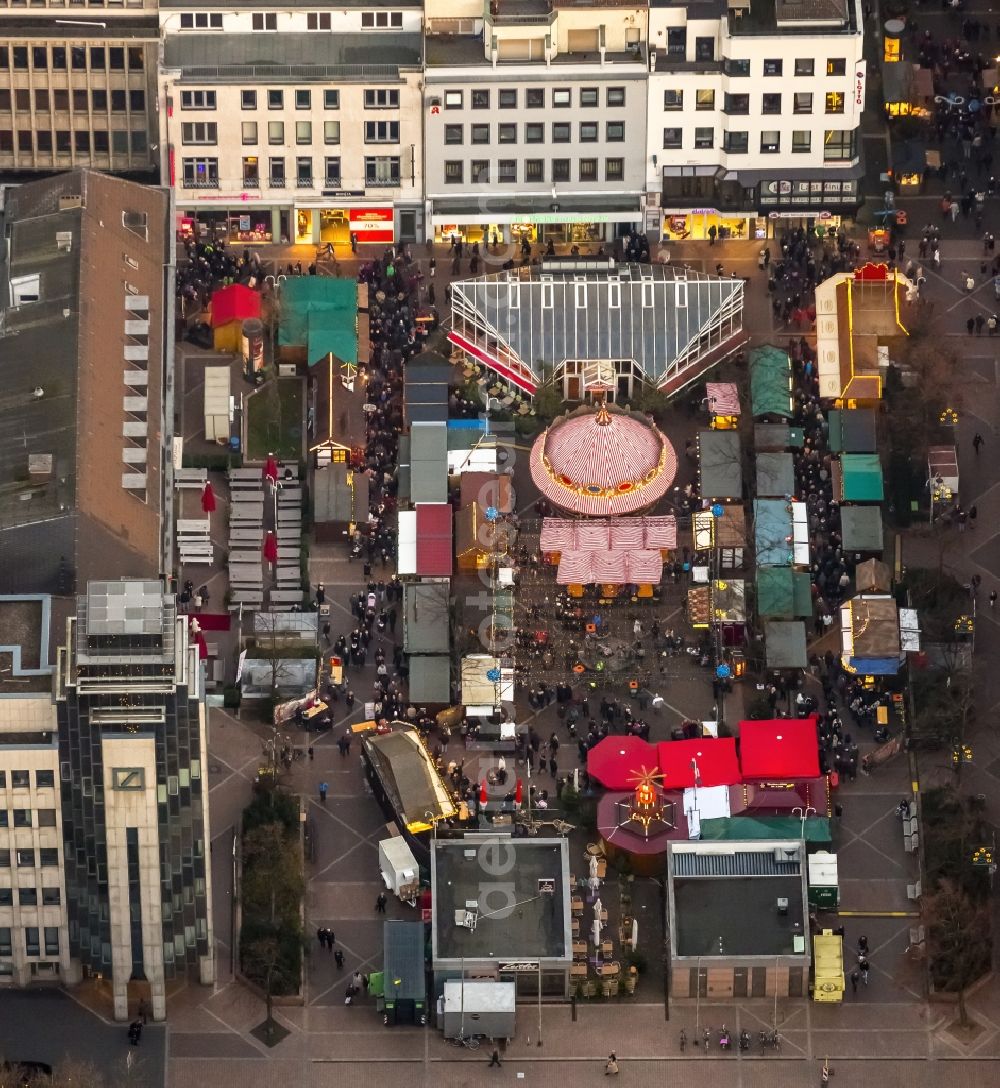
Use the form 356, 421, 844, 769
689, 758, 702, 839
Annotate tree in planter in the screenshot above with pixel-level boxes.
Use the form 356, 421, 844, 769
924, 878, 992, 1027
243, 934, 285, 1042
242, 822, 304, 926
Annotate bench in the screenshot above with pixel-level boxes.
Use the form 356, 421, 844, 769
179, 554, 215, 566
230, 591, 263, 606
903, 816, 919, 854
906, 881, 922, 901
276, 547, 300, 561
229, 550, 261, 564
177, 518, 211, 535
270, 589, 306, 604
228, 467, 266, 481
229, 527, 263, 541
175, 467, 208, 489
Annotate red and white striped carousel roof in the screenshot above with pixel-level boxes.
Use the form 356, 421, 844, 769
530, 404, 677, 517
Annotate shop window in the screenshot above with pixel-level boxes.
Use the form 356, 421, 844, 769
525, 158, 544, 182
827, 58, 846, 76
324, 121, 340, 144
324, 156, 341, 184
760, 131, 780, 153
605, 157, 624, 181
553, 89, 571, 108
579, 122, 597, 142
606, 121, 624, 142
268, 89, 283, 110
296, 120, 312, 144
606, 87, 625, 107
552, 158, 570, 181
762, 93, 781, 115
252, 12, 278, 30
324, 90, 340, 109
794, 93, 813, 114
242, 121, 258, 144
472, 89, 490, 110
825, 92, 845, 114
526, 89, 544, 108
307, 12, 331, 29
578, 158, 597, 181
471, 159, 489, 183
884, 36, 901, 63
552, 123, 570, 143
694, 127, 714, 149
696, 89, 715, 111
663, 90, 683, 111
662, 127, 682, 149
445, 124, 463, 144
763, 58, 782, 76
723, 131, 748, 154
724, 59, 750, 77
497, 159, 516, 183
795, 58, 814, 76
792, 130, 812, 153
471, 124, 489, 144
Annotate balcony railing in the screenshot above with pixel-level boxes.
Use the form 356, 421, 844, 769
242, 177, 260, 188
296, 176, 313, 188
182, 178, 219, 189
269, 177, 286, 188
365, 177, 400, 188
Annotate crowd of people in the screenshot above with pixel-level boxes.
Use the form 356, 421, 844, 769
176, 236, 262, 312
766, 228, 864, 328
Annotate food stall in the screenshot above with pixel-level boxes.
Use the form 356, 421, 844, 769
441, 980, 516, 1042
379, 835, 420, 905
807, 851, 840, 911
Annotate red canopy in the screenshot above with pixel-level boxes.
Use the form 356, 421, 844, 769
200, 480, 217, 513
263, 530, 278, 564
415, 503, 453, 577
210, 283, 261, 327
586, 736, 658, 790
656, 737, 742, 789
738, 718, 820, 781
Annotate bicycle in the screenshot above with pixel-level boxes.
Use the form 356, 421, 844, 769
450, 1033, 480, 1050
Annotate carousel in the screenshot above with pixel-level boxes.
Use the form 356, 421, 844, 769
596, 766, 688, 877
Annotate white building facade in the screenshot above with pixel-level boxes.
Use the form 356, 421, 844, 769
158, 1, 425, 246
646, 0, 866, 242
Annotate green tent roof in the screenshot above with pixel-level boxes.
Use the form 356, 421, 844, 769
749, 346, 793, 419
699, 430, 743, 500
754, 423, 805, 451
408, 655, 451, 702
840, 505, 884, 552
756, 451, 795, 498
278, 277, 358, 366
839, 453, 884, 502
307, 312, 358, 368
763, 620, 808, 668
700, 816, 832, 844
828, 409, 877, 453
756, 567, 813, 618
754, 499, 793, 567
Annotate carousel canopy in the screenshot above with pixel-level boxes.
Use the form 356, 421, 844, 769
738, 718, 820, 781
657, 738, 742, 789
540, 515, 677, 552
587, 735, 658, 790
706, 382, 740, 416
530, 403, 677, 517
556, 549, 663, 586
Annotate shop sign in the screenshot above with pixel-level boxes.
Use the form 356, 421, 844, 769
768, 210, 833, 219
239, 215, 251, 231
323, 190, 364, 199
349, 207, 394, 243
499, 961, 539, 973
855, 62, 867, 108
526, 212, 636, 225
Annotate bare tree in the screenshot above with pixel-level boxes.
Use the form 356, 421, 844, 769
923, 878, 992, 1027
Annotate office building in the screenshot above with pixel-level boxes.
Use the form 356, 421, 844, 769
158, 0, 425, 246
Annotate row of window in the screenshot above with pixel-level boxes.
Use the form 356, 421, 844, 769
0, 927, 60, 957
0, 772, 54, 790
661, 128, 856, 158
181, 88, 393, 112
0, 809, 56, 828
0, 45, 144, 71
664, 89, 844, 115
0, 88, 144, 113
0, 886, 61, 906
0, 129, 147, 154
441, 86, 626, 110
444, 121, 625, 146
241, 9, 403, 29
444, 158, 625, 184
184, 154, 398, 187
182, 119, 398, 146
723, 57, 847, 78
0, 849, 59, 867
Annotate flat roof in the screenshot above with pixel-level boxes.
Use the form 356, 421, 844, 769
673, 874, 807, 955
165, 31, 421, 73
0, 596, 54, 694
432, 837, 570, 964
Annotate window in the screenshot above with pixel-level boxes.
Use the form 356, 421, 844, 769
83, 90, 98, 112
499, 89, 517, 109
498, 123, 516, 143
268, 121, 284, 144
243, 157, 259, 184
525, 158, 544, 182
32, 47, 47, 70
365, 155, 400, 185
723, 131, 748, 153
444, 91, 463, 109
39, 850, 56, 868
526, 122, 544, 143
37, 810, 56, 828
0, 852, 8, 869
35, 772, 54, 789
694, 127, 714, 149
324, 90, 340, 110
663, 89, 683, 111
825, 91, 845, 114
364, 89, 400, 109
54, 91, 69, 111
19, 888, 37, 906
251, 12, 278, 30
181, 122, 217, 145
792, 130, 812, 153
241, 90, 257, 110
824, 128, 856, 161
472, 90, 490, 110
471, 124, 490, 144
242, 121, 258, 144
695, 36, 715, 62
827, 58, 846, 76
324, 120, 340, 144
90, 47, 106, 68
269, 157, 285, 184
794, 93, 813, 114
606, 87, 625, 107
579, 158, 597, 181
580, 87, 599, 107
724, 94, 749, 115
324, 157, 341, 184
107, 47, 121, 70
0, 811, 5, 827
0, 772, 4, 788
606, 121, 625, 142
604, 157, 624, 181
795, 58, 815, 76
365, 120, 399, 143
552, 122, 571, 143
12, 48, 27, 70
552, 158, 570, 181
181, 12, 223, 28
41, 888, 60, 906
0, 890, 9, 906
763, 59, 782, 76
497, 159, 516, 182
16, 849, 35, 868
553, 89, 571, 108
296, 156, 312, 184
267, 89, 283, 110
128, 48, 144, 72
182, 157, 219, 187
362, 10, 403, 27
580, 122, 598, 142
470, 159, 490, 183
307, 12, 331, 29
0, 929, 10, 956
56, 131, 70, 154
696, 89, 715, 111
725, 59, 750, 77
17, 132, 30, 154
35, 90, 49, 111
11, 772, 28, 789
24, 927, 39, 957
762, 93, 782, 115
180, 90, 216, 110
666, 28, 686, 56
13, 810, 30, 828
15, 89, 29, 112
295, 89, 311, 110
760, 130, 780, 153
662, 127, 682, 149
296, 120, 312, 143
44, 928, 59, 956
526, 89, 544, 108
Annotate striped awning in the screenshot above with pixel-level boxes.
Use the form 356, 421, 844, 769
539, 519, 576, 551
706, 382, 741, 416
555, 549, 664, 585
541, 516, 678, 552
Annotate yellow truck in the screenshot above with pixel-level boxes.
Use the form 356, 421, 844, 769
813, 929, 845, 1003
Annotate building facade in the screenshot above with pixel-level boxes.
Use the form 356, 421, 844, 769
0, 1, 158, 176
424, 0, 649, 247
158, 1, 425, 246
646, 0, 865, 241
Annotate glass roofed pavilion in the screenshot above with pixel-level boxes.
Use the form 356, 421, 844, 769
448, 258, 745, 402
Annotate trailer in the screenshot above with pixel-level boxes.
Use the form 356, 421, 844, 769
442, 980, 515, 1042
204, 366, 231, 444
807, 851, 840, 911
372, 920, 428, 1026
378, 835, 420, 904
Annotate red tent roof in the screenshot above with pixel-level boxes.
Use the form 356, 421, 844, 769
738, 718, 820, 781
415, 503, 453, 577
586, 736, 658, 790
656, 738, 742, 789
210, 283, 261, 327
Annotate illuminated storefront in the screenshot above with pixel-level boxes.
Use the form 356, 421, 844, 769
662, 209, 759, 242
296, 206, 395, 245
430, 207, 641, 247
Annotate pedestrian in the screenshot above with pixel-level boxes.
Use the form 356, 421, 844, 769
488, 1048, 502, 1068
991, 590, 997, 609
858, 956, 870, 984
346, 690, 355, 710
967, 316, 976, 335
850, 969, 859, 994
337, 734, 351, 758
324, 927, 334, 949
958, 508, 968, 532
137, 998, 149, 1025
352, 971, 363, 994
316, 582, 326, 605
322, 621, 332, 645
319, 781, 328, 803
308, 746, 314, 761
973, 432, 985, 454
334, 947, 344, 970
857, 934, 869, 955
976, 313, 985, 335
317, 927, 327, 949
969, 504, 978, 527
375, 892, 388, 913
605, 1053, 620, 1076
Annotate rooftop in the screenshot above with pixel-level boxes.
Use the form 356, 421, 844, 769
728, 0, 855, 35
0, 595, 54, 694
432, 836, 571, 963
425, 34, 646, 68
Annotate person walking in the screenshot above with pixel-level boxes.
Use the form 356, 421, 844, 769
319, 781, 328, 804
324, 927, 334, 949
850, 969, 859, 994
958, 508, 968, 532
488, 1047, 502, 1068
605, 1053, 620, 1075
317, 927, 327, 950
334, 947, 344, 970
858, 956, 870, 984
973, 432, 985, 454
375, 892, 388, 913
990, 590, 997, 609
322, 621, 332, 645
969, 504, 978, 528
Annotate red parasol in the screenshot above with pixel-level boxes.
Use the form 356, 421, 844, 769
514, 779, 523, 805
200, 480, 217, 513
586, 735, 658, 790
479, 780, 488, 805
263, 530, 278, 565
263, 453, 279, 485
